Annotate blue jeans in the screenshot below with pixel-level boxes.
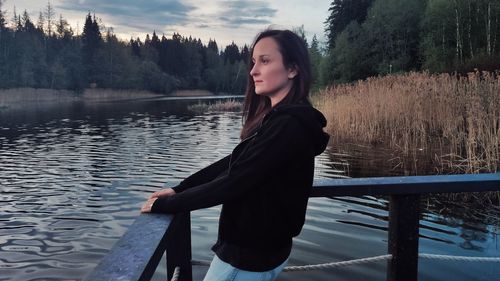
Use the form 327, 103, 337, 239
203, 255, 288, 281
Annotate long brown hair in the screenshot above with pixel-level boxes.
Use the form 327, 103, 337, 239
240, 29, 312, 139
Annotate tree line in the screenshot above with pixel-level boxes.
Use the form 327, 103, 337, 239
0, 2, 250, 94
1, 1, 499, 93
318, 0, 500, 85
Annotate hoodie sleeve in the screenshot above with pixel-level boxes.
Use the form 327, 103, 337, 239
171, 154, 231, 193
151, 115, 312, 214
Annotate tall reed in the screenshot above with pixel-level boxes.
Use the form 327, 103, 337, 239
313, 71, 500, 173
188, 99, 242, 113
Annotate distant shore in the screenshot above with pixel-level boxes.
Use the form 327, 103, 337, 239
170, 90, 214, 97
0, 88, 215, 110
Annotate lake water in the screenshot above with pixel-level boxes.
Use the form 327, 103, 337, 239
0, 96, 499, 281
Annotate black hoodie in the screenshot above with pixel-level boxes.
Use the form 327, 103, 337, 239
152, 102, 330, 271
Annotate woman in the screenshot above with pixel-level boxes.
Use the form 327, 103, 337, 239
141, 29, 329, 281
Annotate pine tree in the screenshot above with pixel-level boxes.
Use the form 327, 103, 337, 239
309, 34, 322, 88
240, 45, 250, 63
81, 13, 102, 83
324, 0, 374, 49
293, 25, 308, 47
11, 6, 18, 31
223, 41, 240, 64
151, 30, 160, 49
56, 14, 71, 38
142, 33, 158, 63
36, 12, 44, 33
130, 38, 141, 57
21, 10, 35, 32
82, 13, 101, 59
208, 38, 218, 53
44, 1, 55, 37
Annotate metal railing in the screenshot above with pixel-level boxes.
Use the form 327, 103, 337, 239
85, 173, 500, 281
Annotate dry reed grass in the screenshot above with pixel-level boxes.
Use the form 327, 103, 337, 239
313, 71, 500, 173
188, 99, 242, 113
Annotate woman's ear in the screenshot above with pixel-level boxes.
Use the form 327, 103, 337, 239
288, 65, 298, 79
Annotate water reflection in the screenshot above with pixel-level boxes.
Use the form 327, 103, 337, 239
0, 97, 499, 281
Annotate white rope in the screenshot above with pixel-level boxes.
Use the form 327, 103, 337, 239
191, 253, 500, 273
190, 255, 392, 272
419, 254, 500, 262
169, 253, 500, 281
282, 254, 392, 272
170, 266, 180, 281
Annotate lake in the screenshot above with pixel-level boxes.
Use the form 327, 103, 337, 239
0, 96, 499, 281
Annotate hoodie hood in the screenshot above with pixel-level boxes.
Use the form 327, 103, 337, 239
264, 103, 330, 156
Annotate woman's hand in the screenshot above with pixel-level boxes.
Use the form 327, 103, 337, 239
141, 197, 157, 213
141, 188, 176, 213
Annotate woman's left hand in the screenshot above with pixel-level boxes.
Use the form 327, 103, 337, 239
141, 197, 158, 213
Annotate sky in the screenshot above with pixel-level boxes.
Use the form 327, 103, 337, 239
3, 0, 332, 49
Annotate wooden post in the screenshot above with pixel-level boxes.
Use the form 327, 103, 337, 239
387, 194, 420, 281
166, 212, 193, 281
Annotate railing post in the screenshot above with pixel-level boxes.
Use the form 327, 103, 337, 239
387, 194, 420, 281
166, 212, 192, 281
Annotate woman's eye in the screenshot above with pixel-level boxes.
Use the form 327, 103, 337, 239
261, 59, 269, 64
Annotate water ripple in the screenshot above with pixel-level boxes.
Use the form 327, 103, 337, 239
1, 99, 499, 281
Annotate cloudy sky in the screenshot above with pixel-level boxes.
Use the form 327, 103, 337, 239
4, 0, 331, 48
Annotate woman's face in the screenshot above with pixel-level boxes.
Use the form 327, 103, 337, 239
250, 37, 297, 105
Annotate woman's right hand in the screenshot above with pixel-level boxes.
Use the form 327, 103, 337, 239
149, 188, 176, 199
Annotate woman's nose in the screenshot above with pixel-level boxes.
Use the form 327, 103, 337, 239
250, 64, 259, 76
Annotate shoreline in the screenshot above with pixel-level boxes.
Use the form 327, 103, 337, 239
0, 88, 215, 110
170, 89, 214, 97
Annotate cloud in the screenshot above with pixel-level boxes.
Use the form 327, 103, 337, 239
195, 24, 210, 29
216, 0, 276, 27
180, 0, 276, 31
52, 0, 277, 45
56, 0, 194, 31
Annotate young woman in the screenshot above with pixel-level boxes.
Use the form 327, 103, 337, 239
141, 29, 329, 281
